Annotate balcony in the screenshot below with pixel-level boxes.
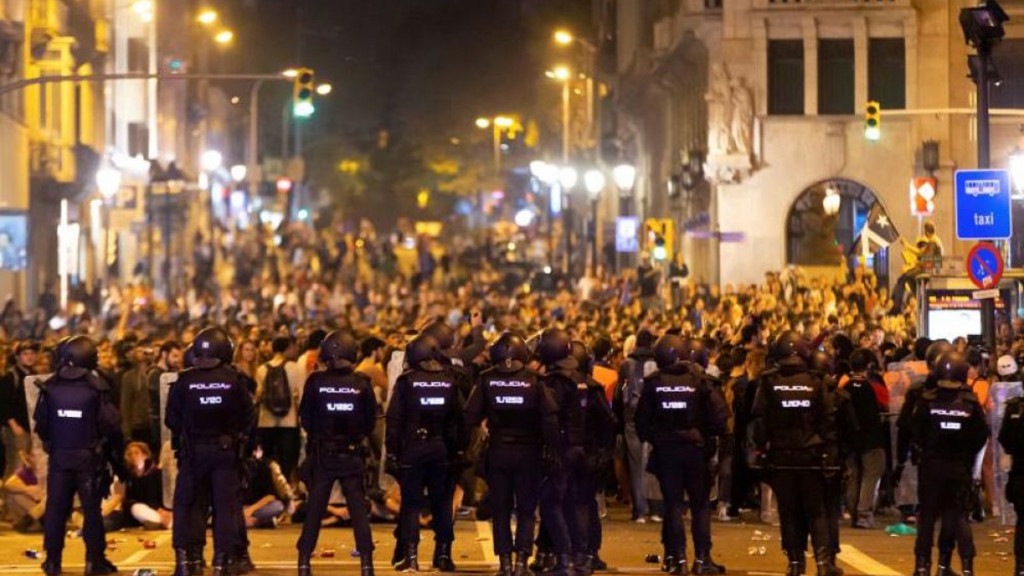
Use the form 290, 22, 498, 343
753, 0, 910, 8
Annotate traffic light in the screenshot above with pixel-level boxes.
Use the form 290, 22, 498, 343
293, 68, 315, 118
645, 218, 674, 262
865, 100, 881, 141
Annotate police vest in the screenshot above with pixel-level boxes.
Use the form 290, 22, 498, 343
44, 379, 102, 451
308, 372, 371, 441
481, 368, 541, 445
401, 369, 458, 440
921, 387, 981, 461
650, 371, 704, 444
546, 369, 586, 446
764, 371, 823, 451
178, 367, 247, 440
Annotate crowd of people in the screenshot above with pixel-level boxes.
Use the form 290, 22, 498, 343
0, 220, 1022, 576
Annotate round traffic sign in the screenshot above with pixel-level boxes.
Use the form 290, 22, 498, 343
966, 242, 1004, 290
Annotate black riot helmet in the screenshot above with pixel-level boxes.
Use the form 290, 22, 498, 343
490, 332, 529, 371
771, 331, 806, 365
58, 336, 98, 379
570, 341, 594, 375
925, 340, 953, 371
935, 351, 969, 385
320, 330, 359, 371
537, 328, 576, 369
406, 334, 442, 371
849, 348, 876, 373
420, 319, 456, 351
183, 344, 196, 369
192, 326, 234, 369
654, 334, 686, 370
687, 338, 709, 369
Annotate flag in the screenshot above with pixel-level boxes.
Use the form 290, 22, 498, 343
850, 204, 900, 256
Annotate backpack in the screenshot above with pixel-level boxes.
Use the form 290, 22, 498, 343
262, 363, 292, 417
621, 356, 657, 423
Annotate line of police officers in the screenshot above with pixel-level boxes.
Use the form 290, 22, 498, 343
30, 324, 1021, 576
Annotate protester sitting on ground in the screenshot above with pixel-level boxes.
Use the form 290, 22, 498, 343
121, 441, 170, 529
1, 450, 44, 532
242, 444, 296, 528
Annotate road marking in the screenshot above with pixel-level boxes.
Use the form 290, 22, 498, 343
121, 533, 172, 565
475, 520, 498, 565
839, 543, 900, 576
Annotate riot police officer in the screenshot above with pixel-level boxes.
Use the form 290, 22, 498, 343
297, 331, 377, 576
386, 334, 467, 573
911, 351, 988, 576
997, 356, 1024, 576
166, 327, 255, 576
635, 334, 727, 576
750, 331, 837, 576
465, 332, 559, 576
36, 336, 122, 576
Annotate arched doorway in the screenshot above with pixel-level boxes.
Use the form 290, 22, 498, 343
786, 179, 891, 285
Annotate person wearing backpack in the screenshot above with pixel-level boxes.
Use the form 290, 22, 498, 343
255, 336, 305, 480
613, 329, 658, 523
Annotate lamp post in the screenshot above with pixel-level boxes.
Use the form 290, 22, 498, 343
201, 149, 222, 271
613, 163, 636, 273
559, 167, 577, 274
584, 169, 605, 271
547, 66, 572, 164
531, 161, 559, 267
96, 168, 121, 284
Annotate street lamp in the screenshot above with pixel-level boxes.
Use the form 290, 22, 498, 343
214, 29, 234, 45
584, 169, 606, 269
197, 8, 218, 25
584, 170, 605, 199
201, 150, 223, 172
554, 30, 574, 46
823, 185, 842, 216
613, 164, 637, 194
475, 117, 491, 129
476, 115, 517, 172
559, 167, 578, 190
316, 83, 333, 96
96, 167, 122, 199
230, 164, 247, 183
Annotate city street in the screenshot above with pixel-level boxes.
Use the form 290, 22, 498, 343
0, 508, 1015, 575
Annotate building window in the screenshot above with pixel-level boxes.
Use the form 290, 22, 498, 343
128, 38, 148, 73
993, 39, 1024, 109
868, 38, 905, 109
769, 40, 804, 115
128, 122, 149, 158
818, 39, 854, 115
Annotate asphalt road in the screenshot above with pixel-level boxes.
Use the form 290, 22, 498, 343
0, 509, 1015, 575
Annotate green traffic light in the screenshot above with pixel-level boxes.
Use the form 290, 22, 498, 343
294, 101, 315, 118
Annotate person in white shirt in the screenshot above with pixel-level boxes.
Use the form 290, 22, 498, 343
255, 336, 306, 481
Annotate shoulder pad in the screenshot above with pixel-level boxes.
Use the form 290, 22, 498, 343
643, 369, 662, 383
960, 389, 981, 404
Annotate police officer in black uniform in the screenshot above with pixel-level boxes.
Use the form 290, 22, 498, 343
750, 331, 837, 576
386, 334, 466, 573
167, 327, 255, 576
635, 334, 727, 576
998, 362, 1024, 576
36, 336, 122, 576
910, 351, 988, 576
465, 332, 559, 576
296, 330, 377, 576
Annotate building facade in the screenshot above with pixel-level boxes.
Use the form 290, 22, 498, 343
616, 0, 1022, 287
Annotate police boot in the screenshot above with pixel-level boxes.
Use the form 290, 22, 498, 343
784, 551, 802, 576
232, 550, 255, 575
394, 545, 418, 573
494, 554, 513, 576
959, 556, 974, 576
84, 556, 118, 576
814, 548, 834, 576
549, 554, 571, 576
935, 550, 961, 576
828, 553, 843, 576
661, 553, 676, 573
691, 553, 726, 575
297, 552, 312, 576
668, 555, 689, 576
433, 542, 456, 572
913, 556, 931, 576
174, 549, 192, 576
530, 552, 554, 574
572, 554, 593, 576
41, 552, 61, 576
391, 543, 406, 568
591, 555, 607, 571
187, 546, 206, 576
211, 552, 232, 576
513, 553, 530, 576
1015, 557, 1024, 576
360, 554, 375, 576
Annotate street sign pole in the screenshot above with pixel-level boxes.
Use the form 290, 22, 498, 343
976, 44, 996, 349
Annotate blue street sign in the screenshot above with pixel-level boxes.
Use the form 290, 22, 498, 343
616, 216, 638, 253
954, 169, 1012, 240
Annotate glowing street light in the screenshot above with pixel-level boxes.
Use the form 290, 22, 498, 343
546, 66, 572, 81
584, 169, 606, 200
282, 69, 299, 79
494, 116, 515, 129
214, 29, 234, 44
230, 165, 247, 183
554, 30, 575, 46
613, 164, 637, 193
96, 167, 122, 199
201, 150, 223, 172
197, 9, 218, 25
475, 117, 491, 129
316, 83, 333, 96
559, 167, 578, 190
823, 185, 842, 216
530, 161, 558, 185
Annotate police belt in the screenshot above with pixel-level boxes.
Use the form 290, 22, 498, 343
751, 463, 841, 472
489, 433, 540, 446
189, 434, 240, 448
410, 427, 443, 441
312, 437, 361, 455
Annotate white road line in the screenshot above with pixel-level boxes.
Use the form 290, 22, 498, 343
121, 533, 173, 565
475, 520, 499, 565
839, 543, 901, 576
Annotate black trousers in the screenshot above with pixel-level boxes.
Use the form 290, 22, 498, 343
257, 427, 301, 479
173, 445, 242, 557
297, 453, 373, 556
654, 445, 712, 558
538, 446, 587, 556
486, 444, 542, 555
44, 450, 105, 559
399, 445, 455, 547
773, 468, 829, 556
914, 460, 975, 558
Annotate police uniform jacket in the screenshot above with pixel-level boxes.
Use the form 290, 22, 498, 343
634, 363, 727, 448
385, 365, 467, 464
910, 380, 987, 465
299, 369, 377, 446
542, 365, 587, 449
165, 365, 255, 443
465, 364, 559, 449
35, 372, 121, 453
749, 363, 835, 463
